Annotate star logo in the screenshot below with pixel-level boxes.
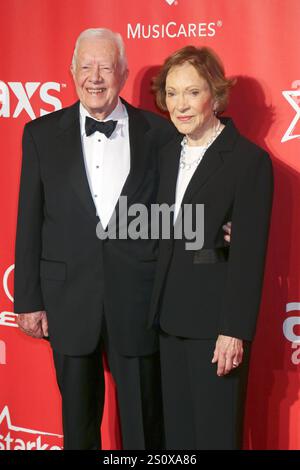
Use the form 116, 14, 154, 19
0, 406, 63, 450
281, 88, 300, 143
0, 405, 63, 438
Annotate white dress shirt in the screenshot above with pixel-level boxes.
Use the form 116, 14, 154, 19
80, 99, 130, 229
174, 145, 205, 223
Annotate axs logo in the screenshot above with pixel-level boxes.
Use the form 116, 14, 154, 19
0, 81, 65, 119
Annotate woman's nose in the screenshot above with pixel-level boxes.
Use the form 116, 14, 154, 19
176, 94, 189, 112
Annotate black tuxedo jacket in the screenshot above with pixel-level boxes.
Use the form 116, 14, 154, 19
14, 99, 175, 356
148, 118, 273, 341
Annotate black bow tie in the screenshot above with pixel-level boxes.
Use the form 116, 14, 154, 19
85, 116, 117, 138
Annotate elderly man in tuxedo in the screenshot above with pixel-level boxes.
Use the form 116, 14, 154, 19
14, 27, 177, 450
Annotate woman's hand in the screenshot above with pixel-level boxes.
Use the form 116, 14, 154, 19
222, 221, 232, 243
212, 334, 243, 376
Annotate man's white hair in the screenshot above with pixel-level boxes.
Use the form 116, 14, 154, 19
71, 28, 128, 74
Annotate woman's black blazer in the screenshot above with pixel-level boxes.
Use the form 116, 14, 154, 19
148, 118, 273, 341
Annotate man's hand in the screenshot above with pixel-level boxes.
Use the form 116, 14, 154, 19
16, 311, 48, 339
223, 221, 232, 243
211, 334, 243, 376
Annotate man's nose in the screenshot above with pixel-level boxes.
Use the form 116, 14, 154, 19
90, 66, 103, 82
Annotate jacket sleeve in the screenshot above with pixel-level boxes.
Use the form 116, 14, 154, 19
218, 150, 273, 341
14, 125, 45, 313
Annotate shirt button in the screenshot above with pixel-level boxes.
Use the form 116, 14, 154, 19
98, 139, 101, 142
94, 194, 98, 198
96, 166, 99, 169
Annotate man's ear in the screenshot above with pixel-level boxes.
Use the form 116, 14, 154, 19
121, 68, 129, 88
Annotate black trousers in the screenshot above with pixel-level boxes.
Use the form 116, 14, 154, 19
159, 331, 250, 450
52, 323, 163, 450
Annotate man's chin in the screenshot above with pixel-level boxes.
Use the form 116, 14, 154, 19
82, 101, 109, 118
81, 95, 119, 119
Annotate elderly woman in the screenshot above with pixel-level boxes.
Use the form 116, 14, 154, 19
149, 46, 273, 449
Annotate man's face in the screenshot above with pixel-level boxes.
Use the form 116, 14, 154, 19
71, 37, 128, 120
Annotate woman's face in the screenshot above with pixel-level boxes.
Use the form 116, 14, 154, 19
165, 62, 215, 141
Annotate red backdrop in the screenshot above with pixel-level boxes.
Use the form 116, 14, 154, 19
1, 0, 300, 450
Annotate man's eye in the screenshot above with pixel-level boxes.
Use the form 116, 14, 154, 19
166, 92, 175, 97
191, 91, 199, 96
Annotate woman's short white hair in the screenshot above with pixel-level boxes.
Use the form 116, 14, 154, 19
72, 28, 128, 74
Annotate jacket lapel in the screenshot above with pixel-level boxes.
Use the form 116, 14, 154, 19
119, 99, 150, 205
181, 142, 224, 206
158, 134, 182, 208
57, 101, 98, 222
180, 118, 239, 206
